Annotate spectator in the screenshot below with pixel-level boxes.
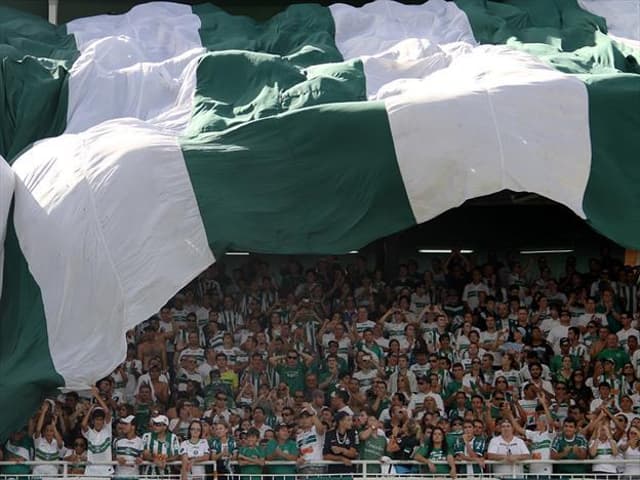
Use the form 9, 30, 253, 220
486, 419, 530, 477
323, 411, 359, 477
588, 420, 618, 478
179, 420, 210, 480
414, 426, 456, 478
551, 417, 589, 476
113, 415, 143, 479
619, 426, 640, 478
237, 428, 265, 480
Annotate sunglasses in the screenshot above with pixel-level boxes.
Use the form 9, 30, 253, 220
288, 356, 298, 360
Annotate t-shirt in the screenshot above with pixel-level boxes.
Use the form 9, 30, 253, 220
276, 363, 306, 393
84, 423, 113, 465
550, 434, 588, 473
358, 431, 387, 474
179, 439, 210, 477
590, 439, 617, 473
263, 439, 298, 475
415, 444, 450, 474
33, 436, 61, 476
487, 435, 529, 475
452, 435, 486, 476
141, 431, 180, 475
525, 430, 553, 474
2, 437, 33, 476
296, 426, 323, 463
238, 445, 264, 476
209, 437, 237, 473
323, 429, 359, 474
114, 436, 144, 478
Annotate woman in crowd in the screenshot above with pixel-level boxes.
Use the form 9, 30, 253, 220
619, 426, 640, 479
414, 427, 456, 478
179, 420, 210, 480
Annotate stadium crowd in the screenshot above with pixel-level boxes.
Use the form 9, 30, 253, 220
2, 250, 640, 478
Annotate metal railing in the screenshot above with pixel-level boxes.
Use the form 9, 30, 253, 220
1, 458, 639, 479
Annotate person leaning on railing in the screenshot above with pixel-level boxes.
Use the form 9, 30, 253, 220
551, 417, 589, 476
413, 426, 456, 478
486, 418, 530, 478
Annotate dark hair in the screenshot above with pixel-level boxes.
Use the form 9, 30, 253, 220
426, 427, 449, 457
188, 420, 203, 440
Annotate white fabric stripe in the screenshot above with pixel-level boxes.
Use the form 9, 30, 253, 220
330, 0, 592, 223
330, 0, 477, 99
0, 158, 15, 295
66, 2, 204, 134
14, 2, 215, 387
578, 0, 640, 49
385, 46, 592, 223
13, 119, 213, 390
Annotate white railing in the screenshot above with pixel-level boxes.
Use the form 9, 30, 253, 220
1, 459, 639, 479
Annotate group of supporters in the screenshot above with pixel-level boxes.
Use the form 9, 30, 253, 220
2, 250, 640, 478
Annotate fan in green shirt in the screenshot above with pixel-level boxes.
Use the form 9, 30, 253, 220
270, 350, 310, 393
264, 424, 299, 480
2, 430, 33, 477
358, 417, 388, 474
414, 427, 456, 477
550, 418, 588, 474
238, 429, 265, 480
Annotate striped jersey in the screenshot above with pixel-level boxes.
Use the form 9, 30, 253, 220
113, 435, 144, 477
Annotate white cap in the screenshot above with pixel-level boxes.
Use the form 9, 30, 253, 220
119, 415, 135, 424
151, 414, 169, 426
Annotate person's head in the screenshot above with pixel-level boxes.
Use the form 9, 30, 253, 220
495, 375, 509, 391
599, 381, 612, 398
188, 420, 203, 441
151, 414, 169, 435
246, 428, 260, 447
118, 415, 136, 437
473, 419, 485, 437
73, 436, 87, 453
430, 427, 446, 447
535, 413, 549, 432
529, 361, 542, 379
497, 419, 513, 439
286, 350, 299, 365
563, 417, 577, 438
335, 411, 353, 431
92, 408, 106, 431
275, 423, 290, 442
606, 333, 619, 349
214, 421, 229, 439
628, 427, 640, 445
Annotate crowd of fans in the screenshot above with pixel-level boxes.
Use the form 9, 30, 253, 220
2, 250, 640, 478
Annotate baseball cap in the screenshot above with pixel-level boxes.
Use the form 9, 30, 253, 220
119, 415, 135, 424
560, 337, 569, 346
152, 414, 169, 426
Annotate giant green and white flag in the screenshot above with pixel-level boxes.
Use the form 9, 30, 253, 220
0, 0, 639, 438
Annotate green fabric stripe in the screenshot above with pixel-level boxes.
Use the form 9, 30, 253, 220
185, 3, 419, 255
581, 73, 640, 248
0, 206, 64, 442
185, 52, 367, 136
193, 3, 341, 68
181, 100, 416, 257
0, 7, 78, 161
